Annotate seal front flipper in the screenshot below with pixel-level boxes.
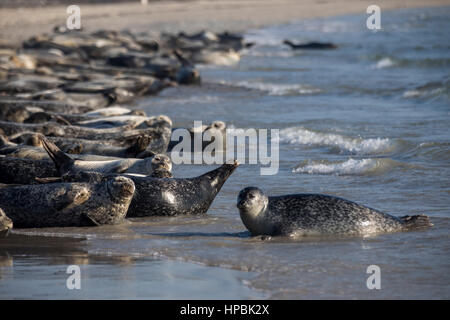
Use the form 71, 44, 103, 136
39, 134, 74, 175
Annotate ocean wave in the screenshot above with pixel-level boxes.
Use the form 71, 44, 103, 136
279, 127, 393, 154
215, 80, 321, 96
401, 141, 450, 162
403, 81, 449, 99
244, 50, 293, 58
372, 56, 450, 69
373, 57, 397, 69
293, 158, 412, 176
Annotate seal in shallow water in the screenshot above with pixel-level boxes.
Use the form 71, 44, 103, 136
237, 187, 432, 236
0, 176, 135, 228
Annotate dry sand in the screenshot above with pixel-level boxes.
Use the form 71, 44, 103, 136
1, 0, 449, 46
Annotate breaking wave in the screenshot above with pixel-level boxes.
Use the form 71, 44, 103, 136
215, 80, 321, 96
279, 127, 393, 155
293, 158, 414, 176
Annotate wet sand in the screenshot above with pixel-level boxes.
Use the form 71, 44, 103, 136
1, 0, 449, 47
0, 234, 264, 299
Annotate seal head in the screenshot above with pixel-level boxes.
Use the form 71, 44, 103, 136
237, 187, 273, 235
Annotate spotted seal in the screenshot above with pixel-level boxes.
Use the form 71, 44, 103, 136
283, 40, 337, 50
40, 135, 161, 175
237, 187, 432, 236
1, 117, 171, 153
0, 176, 135, 228
126, 161, 238, 216
45, 161, 237, 216
30, 135, 152, 158
0, 156, 58, 184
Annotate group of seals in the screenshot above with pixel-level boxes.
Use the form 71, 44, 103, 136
0, 27, 432, 239
0, 176, 135, 228
0, 27, 250, 234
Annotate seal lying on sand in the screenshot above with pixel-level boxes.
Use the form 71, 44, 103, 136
0, 99, 94, 116
0, 156, 58, 184
126, 161, 238, 216
0, 208, 13, 238
54, 161, 238, 217
237, 187, 432, 236
35, 135, 151, 158
1, 118, 172, 153
0, 176, 135, 228
40, 135, 161, 175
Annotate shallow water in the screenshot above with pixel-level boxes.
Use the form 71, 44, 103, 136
1, 7, 450, 299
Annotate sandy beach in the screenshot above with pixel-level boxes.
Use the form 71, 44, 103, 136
1, 0, 449, 46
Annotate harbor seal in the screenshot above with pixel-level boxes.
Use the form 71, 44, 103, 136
0, 156, 58, 184
237, 187, 432, 236
149, 154, 173, 178
40, 135, 159, 175
30, 135, 152, 158
0, 176, 135, 228
126, 161, 239, 216
283, 40, 337, 50
0, 208, 13, 238
0, 117, 172, 153
44, 161, 237, 216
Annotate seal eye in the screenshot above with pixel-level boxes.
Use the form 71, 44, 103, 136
248, 193, 255, 199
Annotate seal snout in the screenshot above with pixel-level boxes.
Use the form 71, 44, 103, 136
151, 154, 172, 172
108, 176, 136, 200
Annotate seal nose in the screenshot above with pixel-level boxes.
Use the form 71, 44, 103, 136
111, 176, 135, 199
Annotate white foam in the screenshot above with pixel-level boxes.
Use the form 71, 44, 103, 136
374, 57, 396, 69
293, 158, 377, 175
403, 87, 444, 98
215, 80, 321, 96
279, 127, 392, 154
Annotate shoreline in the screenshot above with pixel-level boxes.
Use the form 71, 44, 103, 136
1, 0, 449, 47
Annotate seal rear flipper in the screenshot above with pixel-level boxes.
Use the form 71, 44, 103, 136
39, 134, 75, 175
400, 214, 433, 229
